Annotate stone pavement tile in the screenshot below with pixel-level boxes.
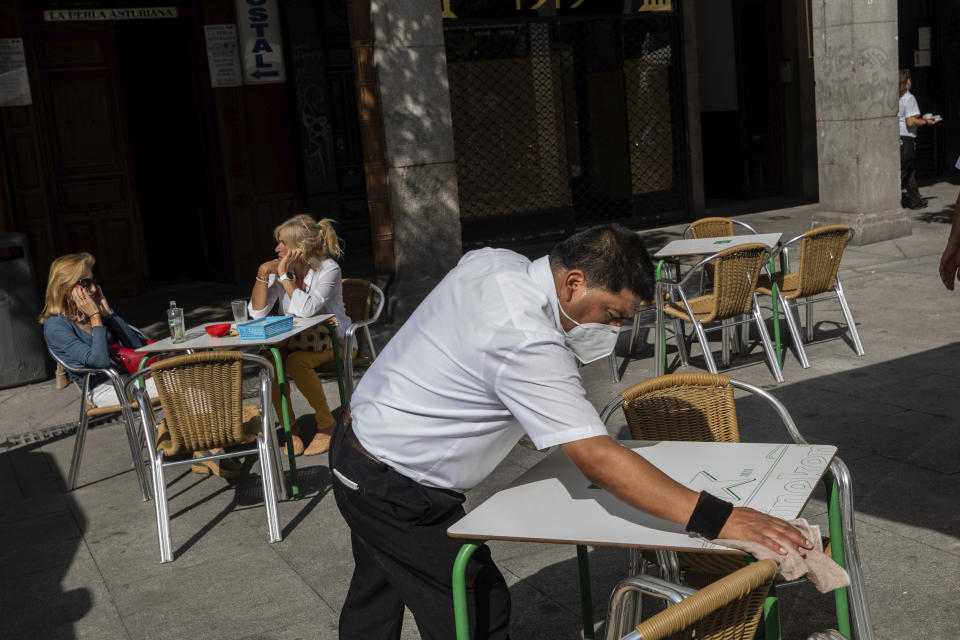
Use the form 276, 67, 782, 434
852, 519, 960, 640
78, 468, 295, 582
833, 410, 960, 475
112, 548, 324, 640
0, 549, 128, 640
0, 506, 86, 581
843, 455, 960, 556
0, 378, 79, 440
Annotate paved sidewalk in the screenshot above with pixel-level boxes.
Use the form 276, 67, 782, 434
3, 182, 960, 639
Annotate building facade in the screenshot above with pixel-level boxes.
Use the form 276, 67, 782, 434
0, 0, 907, 310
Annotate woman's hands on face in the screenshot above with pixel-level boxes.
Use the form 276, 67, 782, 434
94, 288, 111, 315
71, 286, 101, 319
278, 249, 303, 275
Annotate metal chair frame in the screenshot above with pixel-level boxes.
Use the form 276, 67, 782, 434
763, 228, 864, 368
605, 560, 777, 640
47, 346, 152, 501
683, 217, 762, 352
655, 246, 784, 383
599, 375, 874, 640
126, 352, 284, 563
341, 281, 385, 399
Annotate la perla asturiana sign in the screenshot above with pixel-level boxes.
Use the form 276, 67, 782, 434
234, 0, 285, 84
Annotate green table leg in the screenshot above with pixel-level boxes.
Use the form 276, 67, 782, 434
319, 319, 347, 406
577, 545, 595, 640
764, 592, 782, 640
269, 347, 300, 500
656, 259, 667, 373
453, 542, 483, 640
825, 472, 852, 638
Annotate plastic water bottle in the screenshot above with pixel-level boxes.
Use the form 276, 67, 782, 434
167, 301, 185, 344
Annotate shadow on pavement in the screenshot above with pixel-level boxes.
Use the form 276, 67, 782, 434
0, 446, 91, 639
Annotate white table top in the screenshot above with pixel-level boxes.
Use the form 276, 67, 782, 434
448, 440, 836, 552
136, 314, 333, 353
654, 233, 782, 258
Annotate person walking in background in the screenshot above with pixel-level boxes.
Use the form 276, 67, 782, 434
249, 214, 352, 456
898, 69, 937, 209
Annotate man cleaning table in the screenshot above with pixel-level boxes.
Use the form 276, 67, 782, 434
329, 225, 812, 640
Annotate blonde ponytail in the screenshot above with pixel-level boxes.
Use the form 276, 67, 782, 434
274, 213, 344, 264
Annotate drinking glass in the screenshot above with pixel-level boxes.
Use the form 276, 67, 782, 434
231, 299, 248, 325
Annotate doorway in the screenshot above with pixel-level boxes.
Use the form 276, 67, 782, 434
115, 18, 220, 283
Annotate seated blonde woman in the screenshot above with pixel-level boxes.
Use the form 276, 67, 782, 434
249, 214, 352, 456
40, 252, 159, 407
41, 253, 241, 481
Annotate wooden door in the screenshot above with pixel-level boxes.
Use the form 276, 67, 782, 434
28, 21, 148, 295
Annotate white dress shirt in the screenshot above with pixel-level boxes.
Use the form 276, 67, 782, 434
249, 257, 350, 339
898, 91, 920, 137
349, 248, 609, 492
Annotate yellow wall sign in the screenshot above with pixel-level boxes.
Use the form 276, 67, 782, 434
638, 0, 672, 11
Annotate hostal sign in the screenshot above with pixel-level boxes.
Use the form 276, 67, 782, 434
234, 0, 285, 84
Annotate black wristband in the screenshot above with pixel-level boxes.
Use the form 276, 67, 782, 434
684, 491, 734, 540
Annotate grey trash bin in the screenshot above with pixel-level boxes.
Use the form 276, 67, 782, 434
0, 233, 49, 388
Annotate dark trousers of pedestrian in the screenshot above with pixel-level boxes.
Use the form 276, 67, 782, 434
330, 416, 511, 640
900, 135, 922, 205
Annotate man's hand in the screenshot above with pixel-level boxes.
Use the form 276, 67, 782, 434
939, 243, 960, 290
717, 507, 812, 556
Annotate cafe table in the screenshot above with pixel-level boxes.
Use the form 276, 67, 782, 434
652, 233, 785, 373
136, 314, 343, 499
447, 440, 872, 640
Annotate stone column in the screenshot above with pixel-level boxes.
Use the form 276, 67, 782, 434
370, 0, 462, 318
810, 0, 911, 244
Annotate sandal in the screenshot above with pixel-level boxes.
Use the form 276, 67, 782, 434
191, 456, 244, 483
304, 431, 332, 456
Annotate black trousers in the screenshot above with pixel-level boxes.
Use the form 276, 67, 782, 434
900, 135, 920, 200
330, 417, 511, 640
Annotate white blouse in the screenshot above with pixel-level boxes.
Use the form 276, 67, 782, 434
248, 257, 351, 339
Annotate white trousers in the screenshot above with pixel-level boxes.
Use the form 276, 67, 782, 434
90, 377, 158, 408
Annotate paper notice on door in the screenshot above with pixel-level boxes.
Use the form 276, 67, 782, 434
0, 38, 31, 107
204, 24, 243, 88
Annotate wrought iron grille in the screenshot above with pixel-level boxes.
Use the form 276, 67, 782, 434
445, 12, 689, 248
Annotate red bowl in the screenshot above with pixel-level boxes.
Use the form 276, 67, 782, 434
205, 323, 232, 337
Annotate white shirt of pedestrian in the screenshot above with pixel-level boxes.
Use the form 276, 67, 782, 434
348, 249, 610, 492
898, 91, 920, 137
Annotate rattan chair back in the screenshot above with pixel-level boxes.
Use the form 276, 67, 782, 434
342, 278, 373, 356
793, 225, 850, 298
688, 217, 735, 239
149, 351, 249, 455
700, 243, 767, 322
631, 559, 778, 640
619, 373, 739, 443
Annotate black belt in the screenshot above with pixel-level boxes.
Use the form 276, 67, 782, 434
346, 426, 388, 468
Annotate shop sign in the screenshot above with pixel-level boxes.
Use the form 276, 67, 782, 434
204, 24, 243, 88
0, 38, 31, 107
43, 7, 177, 21
234, 0, 285, 84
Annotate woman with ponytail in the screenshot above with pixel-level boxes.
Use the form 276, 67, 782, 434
249, 214, 352, 456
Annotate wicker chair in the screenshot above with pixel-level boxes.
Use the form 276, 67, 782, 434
683, 216, 759, 240
656, 243, 783, 383
126, 351, 284, 563
683, 216, 760, 350
316, 278, 384, 399
47, 346, 161, 501
600, 372, 806, 592
756, 225, 864, 368
604, 559, 778, 640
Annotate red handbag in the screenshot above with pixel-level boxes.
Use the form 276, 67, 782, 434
109, 340, 157, 375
